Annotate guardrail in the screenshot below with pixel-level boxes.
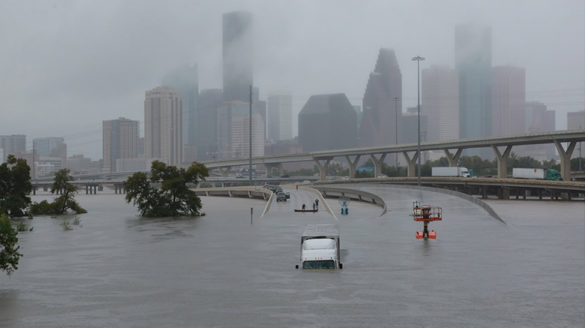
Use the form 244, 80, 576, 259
193, 186, 272, 200
312, 186, 387, 216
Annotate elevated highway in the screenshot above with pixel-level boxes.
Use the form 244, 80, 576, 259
202, 130, 585, 181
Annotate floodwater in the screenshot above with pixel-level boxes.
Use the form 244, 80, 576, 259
0, 185, 583, 327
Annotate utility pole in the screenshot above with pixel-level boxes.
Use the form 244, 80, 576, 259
394, 97, 399, 170
249, 85, 253, 186
412, 56, 425, 186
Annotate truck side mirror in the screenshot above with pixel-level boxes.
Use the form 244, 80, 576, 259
339, 263, 343, 269
295, 265, 299, 269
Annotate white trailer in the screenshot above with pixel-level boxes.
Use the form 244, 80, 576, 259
512, 168, 561, 180
296, 224, 342, 270
431, 167, 471, 177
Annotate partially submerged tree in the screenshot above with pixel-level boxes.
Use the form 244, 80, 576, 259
30, 169, 87, 215
0, 155, 32, 217
0, 214, 22, 275
124, 161, 209, 217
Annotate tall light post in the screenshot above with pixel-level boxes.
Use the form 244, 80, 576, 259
412, 56, 425, 186
249, 85, 253, 186
393, 97, 399, 170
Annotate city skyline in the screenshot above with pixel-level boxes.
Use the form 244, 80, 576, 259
0, 1, 583, 159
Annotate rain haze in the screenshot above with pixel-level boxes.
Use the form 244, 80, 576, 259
0, 0, 583, 159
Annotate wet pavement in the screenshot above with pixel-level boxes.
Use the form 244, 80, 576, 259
0, 185, 583, 327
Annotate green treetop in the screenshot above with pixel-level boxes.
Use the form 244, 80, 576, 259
124, 161, 209, 217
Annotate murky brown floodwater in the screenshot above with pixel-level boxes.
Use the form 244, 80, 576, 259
0, 185, 583, 327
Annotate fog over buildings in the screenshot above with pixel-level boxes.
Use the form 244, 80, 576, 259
0, 0, 583, 160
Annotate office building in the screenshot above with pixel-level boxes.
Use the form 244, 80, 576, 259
196, 89, 223, 161
223, 11, 253, 102
455, 24, 492, 142
162, 64, 199, 148
0, 135, 26, 162
217, 101, 264, 159
103, 118, 140, 173
360, 48, 402, 147
267, 94, 293, 141
567, 110, 585, 166
299, 94, 357, 152
33, 137, 67, 161
491, 66, 525, 137
422, 65, 459, 141
144, 87, 183, 166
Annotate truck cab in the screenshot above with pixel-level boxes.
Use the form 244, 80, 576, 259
296, 224, 343, 270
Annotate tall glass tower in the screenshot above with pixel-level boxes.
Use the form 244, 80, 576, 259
455, 24, 492, 142
223, 11, 253, 102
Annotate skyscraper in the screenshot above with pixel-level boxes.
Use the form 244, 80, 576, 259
299, 93, 357, 152
102, 118, 139, 173
0, 135, 26, 162
360, 48, 402, 147
491, 66, 525, 137
422, 65, 459, 141
522, 101, 556, 160
33, 137, 66, 159
197, 89, 223, 160
144, 87, 183, 166
161, 64, 198, 148
267, 94, 293, 141
223, 11, 253, 102
455, 24, 492, 142
216, 101, 265, 159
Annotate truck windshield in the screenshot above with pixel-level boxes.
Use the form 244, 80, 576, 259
302, 260, 336, 269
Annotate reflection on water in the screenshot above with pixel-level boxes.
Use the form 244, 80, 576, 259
0, 189, 583, 327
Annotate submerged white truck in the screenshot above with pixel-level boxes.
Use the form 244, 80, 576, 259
296, 224, 343, 270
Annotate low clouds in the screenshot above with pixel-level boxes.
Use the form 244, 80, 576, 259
0, 0, 583, 159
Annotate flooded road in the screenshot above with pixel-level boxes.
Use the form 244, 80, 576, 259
0, 186, 583, 327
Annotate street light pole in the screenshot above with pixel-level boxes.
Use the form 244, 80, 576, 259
249, 85, 253, 186
394, 97, 399, 170
412, 56, 425, 186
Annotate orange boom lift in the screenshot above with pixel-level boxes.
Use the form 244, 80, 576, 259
411, 201, 442, 240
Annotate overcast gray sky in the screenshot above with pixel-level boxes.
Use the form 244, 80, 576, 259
0, 0, 583, 159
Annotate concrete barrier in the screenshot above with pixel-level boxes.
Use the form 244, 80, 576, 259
312, 186, 387, 216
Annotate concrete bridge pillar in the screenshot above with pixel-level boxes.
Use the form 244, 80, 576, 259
492, 145, 513, 179
265, 163, 283, 177
554, 141, 576, 181
370, 154, 386, 177
314, 158, 332, 181
402, 151, 418, 177
443, 148, 463, 167
345, 155, 361, 178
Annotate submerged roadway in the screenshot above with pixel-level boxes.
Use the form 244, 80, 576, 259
0, 184, 583, 327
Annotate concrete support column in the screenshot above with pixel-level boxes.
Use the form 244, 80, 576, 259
492, 145, 513, 179
554, 141, 576, 181
219, 167, 231, 177
85, 184, 89, 194
444, 148, 463, 167
370, 154, 387, 177
345, 155, 361, 178
402, 151, 418, 177
265, 163, 283, 178
315, 158, 332, 181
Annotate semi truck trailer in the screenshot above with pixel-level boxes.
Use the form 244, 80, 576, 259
431, 167, 471, 177
512, 168, 562, 180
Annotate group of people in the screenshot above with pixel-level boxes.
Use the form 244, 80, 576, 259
301, 199, 319, 211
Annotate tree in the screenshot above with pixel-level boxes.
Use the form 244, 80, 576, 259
30, 169, 87, 215
124, 161, 209, 217
0, 155, 32, 217
0, 214, 22, 275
